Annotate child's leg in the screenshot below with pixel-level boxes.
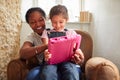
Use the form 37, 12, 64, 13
59, 62, 79, 80
40, 65, 58, 80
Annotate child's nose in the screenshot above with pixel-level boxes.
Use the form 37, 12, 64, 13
56, 23, 60, 27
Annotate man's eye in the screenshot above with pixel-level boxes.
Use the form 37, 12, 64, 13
31, 22, 35, 24
30, 22, 36, 24
39, 19, 44, 22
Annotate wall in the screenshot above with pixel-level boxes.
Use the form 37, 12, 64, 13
0, 1, 21, 80
84, 0, 120, 70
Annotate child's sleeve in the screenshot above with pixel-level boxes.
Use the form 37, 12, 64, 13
41, 30, 49, 44
66, 29, 77, 36
41, 30, 48, 38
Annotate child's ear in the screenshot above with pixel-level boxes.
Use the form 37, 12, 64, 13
66, 18, 69, 22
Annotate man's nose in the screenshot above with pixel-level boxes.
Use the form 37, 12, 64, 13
36, 21, 40, 26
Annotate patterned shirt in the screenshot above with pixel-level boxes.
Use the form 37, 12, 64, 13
41, 29, 77, 39
26, 32, 44, 64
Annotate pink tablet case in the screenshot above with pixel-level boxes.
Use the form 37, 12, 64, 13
48, 34, 82, 64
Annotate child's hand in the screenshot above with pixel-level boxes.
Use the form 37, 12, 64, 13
44, 49, 51, 62
71, 49, 84, 65
41, 38, 48, 45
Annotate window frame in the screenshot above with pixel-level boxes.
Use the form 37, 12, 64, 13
21, 0, 82, 22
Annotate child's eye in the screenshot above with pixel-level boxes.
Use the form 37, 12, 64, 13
52, 22, 57, 24
60, 22, 63, 23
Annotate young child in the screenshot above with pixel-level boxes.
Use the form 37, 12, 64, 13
40, 5, 84, 80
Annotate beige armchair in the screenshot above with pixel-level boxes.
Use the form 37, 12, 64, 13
7, 30, 119, 80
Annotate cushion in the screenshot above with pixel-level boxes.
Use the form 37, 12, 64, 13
85, 57, 119, 80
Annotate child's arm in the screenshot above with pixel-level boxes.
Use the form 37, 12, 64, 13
41, 38, 48, 45
44, 49, 51, 62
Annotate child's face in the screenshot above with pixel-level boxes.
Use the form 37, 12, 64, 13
51, 15, 67, 31
28, 11, 46, 35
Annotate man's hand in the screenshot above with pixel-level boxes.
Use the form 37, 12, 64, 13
71, 49, 84, 65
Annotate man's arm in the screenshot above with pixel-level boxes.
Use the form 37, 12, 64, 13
19, 41, 47, 59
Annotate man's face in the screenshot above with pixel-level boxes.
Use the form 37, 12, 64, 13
28, 11, 46, 35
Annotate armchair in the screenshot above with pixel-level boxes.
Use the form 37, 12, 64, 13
7, 30, 93, 80
7, 30, 119, 80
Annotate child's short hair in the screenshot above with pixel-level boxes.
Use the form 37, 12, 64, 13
49, 5, 68, 20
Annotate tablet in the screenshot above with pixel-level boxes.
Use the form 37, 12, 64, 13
48, 34, 82, 64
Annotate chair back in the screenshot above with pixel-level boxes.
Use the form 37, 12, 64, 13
75, 30, 93, 72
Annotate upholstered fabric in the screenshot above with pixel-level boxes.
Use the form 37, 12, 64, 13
7, 30, 120, 80
7, 30, 93, 80
85, 57, 120, 80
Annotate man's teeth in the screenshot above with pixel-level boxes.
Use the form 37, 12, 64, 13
37, 27, 42, 30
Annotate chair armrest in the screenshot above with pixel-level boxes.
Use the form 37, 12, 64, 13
85, 57, 119, 80
7, 58, 29, 80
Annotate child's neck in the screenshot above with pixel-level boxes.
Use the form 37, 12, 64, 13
53, 28, 65, 32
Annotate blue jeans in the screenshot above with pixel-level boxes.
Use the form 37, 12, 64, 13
26, 66, 41, 80
40, 62, 79, 80
26, 63, 81, 80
